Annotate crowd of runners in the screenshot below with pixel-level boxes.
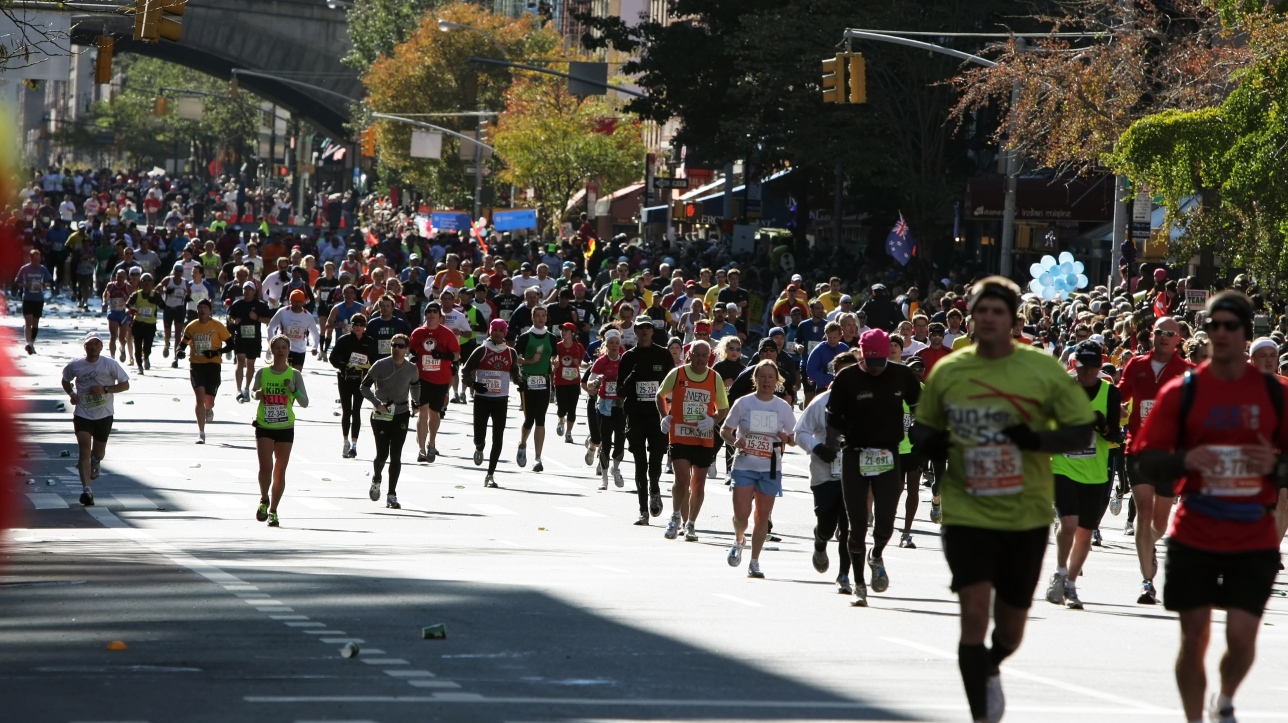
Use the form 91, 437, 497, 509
14, 168, 1288, 722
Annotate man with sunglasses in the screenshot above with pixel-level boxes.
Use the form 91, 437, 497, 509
1117, 316, 1191, 604
409, 301, 460, 464
1132, 291, 1288, 723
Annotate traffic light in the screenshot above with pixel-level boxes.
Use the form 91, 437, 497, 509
229, 76, 239, 99
848, 52, 866, 104
134, 0, 185, 43
478, 119, 491, 146
360, 127, 377, 157
94, 36, 113, 85
153, 97, 167, 116
821, 53, 846, 104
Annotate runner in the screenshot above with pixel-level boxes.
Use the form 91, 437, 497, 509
266, 289, 320, 371
103, 268, 133, 364
795, 350, 859, 593
160, 263, 189, 361
551, 322, 585, 444
721, 359, 796, 578
462, 319, 521, 488
911, 276, 1095, 722
16, 249, 52, 355
514, 305, 556, 471
408, 301, 459, 463
1117, 315, 1192, 604
322, 283, 364, 350
617, 315, 675, 523
587, 329, 626, 490
366, 295, 412, 363
1044, 340, 1122, 610
227, 282, 272, 403
178, 298, 233, 444
61, 332, 130, 506
826, 328, 922, 605
125, 273, 163, 374
1133, 290, 1288, 723
362, 333, 420, 508
655, 339, 730, 541
250, 334, 310, 528
329, 313, 376, 458
897, 355, 926, 548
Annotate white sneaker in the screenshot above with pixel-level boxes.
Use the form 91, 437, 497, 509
664, 513, 680, 539
196, 432, 206, 444
599, 469, 609, 491
985, 674, 1004, 723
205, 408, 214, 423
342, 440, 352, 457
556, 418, 565, 436
611, 463, 624, 487
684, 521, 697, 542
727, 539, 745, 567
1045, 572, 1067, 605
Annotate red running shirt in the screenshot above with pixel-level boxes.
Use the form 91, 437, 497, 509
409, 324, 460, 384
1117, 351, 1192, 445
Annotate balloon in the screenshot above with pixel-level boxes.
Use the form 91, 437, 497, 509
1040, 255, 1057, 268
1028, 279, 1044, 294
1065, 273, 1079, 288
1072, 261, 1085, 275
1030, 263, 1045, 279
1076, 274, 1088, 289
1039, 272, 1053, 287
1058, 262, 1073, 276
1058, 251, 1074, 266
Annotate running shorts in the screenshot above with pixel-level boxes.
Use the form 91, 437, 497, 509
253, 422, 295, 444
73, 415, 113, 443
22, 299, 44, 318
1054, 475, 1111, 530
235, 338, 263, 357
1126, 453, 1175, 498
107, 309, 130, 325
287, 350, 306, 368
1164, 538, 1280, 616
730, 468, 783, 497
670, 443, 718, 469
941, 525, 1049, 609
162, 305, 185, 327
189, 364, 222, 393
418, 380, 450, 412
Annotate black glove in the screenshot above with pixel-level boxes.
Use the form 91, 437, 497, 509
473, 381, 488, 395
176, 347, 186, 360
202, 350, 218, 359
1093, 411, 1108, 434
1001, 424, 1041, 451
430, 349, 452, 360
812, 443, 837, 464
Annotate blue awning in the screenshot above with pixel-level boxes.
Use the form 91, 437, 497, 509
642, 205, 669, 223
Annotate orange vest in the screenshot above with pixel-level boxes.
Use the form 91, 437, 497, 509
668, 366, 720, 448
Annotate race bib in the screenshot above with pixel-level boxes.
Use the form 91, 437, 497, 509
1200, 445, 1263, 497
681, 388, 711, 422
576, 309, 586, 321
830, 456, 843, 478
193, 334, 212, 353
240, 324, 256, 337
370, 409, 394, 422
673, 422, 712, 440
603, 381, 617, 398
742, 433, 774, 458
903, 413, 914, 435
807, 340, 821, 354
858, 448, 895, 476
378, 339, 392, 355
420, 356, 441, 373
562, 366, 579, 381
501, 310, 513, 321
526, 375, 547, 390
1066, 430, 1098, 459
348, 352, 369, 367
27, 278, 43, 293
483, 375, 503, 394
963, 444, 1024, 496
82, 392, 106, 409
264, 404, 288, 424
110, 298, 125, 311
1140, 400, 1155, 422
286, 325, 305, 341
636, 381, 658, 400
138, 307, 155, 321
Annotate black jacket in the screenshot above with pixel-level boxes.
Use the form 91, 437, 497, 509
329, 331, 378, 380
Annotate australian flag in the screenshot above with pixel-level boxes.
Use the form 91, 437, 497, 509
886, 214, 913, 266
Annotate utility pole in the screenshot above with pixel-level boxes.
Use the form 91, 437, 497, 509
473, 106, 484, 219
999, 38, 1024, 279
1109, 174, 1127, 290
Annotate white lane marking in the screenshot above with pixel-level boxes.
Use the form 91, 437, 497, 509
146, 467, 181, 477
712, 593, 762, 607
882, 637, 1170, 712
270, 615, 308, 620
384, 670, 435, 678
296, 498, 341, 510
360, 658, 409, 665
495, 539, 525, 548
205, 496, 253, 509
64, 466, 82, 475
85, 509, 247, 590
595, 565, 627, 573
285, 622, 325, 627
303, 470, 345, 481
320, 638, 364, 644
256, 607, 294, 613
407, 680, 461, 688
26, 493, 68, 509
111, 494, 156, 510
235, 593, 270, 598
248, 696, 936, 708
554, 506, 606, 517
303, 630, 345, 635
469, 504, 516, 515
224, 585, 258, 591
245, 600, 285, 606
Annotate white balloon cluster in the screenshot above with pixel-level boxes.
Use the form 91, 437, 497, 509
1028, 252, 1089, 301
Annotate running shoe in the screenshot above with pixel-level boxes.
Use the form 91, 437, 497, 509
899, 532, 916, 549
985, 674, 1004, 723
163, 344, 169, 358
1124, 520, 1135, 536
417, 449, 427, 463
648, 494, 663, 517
584, 440, 596, 466
79, 489, 94, 506
473, 447, 484, 466
851, 582, 868, 607
598, 471, 608, 491
426, 445, 437, 463
484, 474, 498, 488
666, 458, 673, 474
89, 455, 100, 480
24, 343, 34, 355
516, 446, 527, 468
767, 532, 782, 543
836, 575, 853, 595
634, 513, 649, 526
1065, 588, 1083, 610
747, 559, 764, 579
684, 521, 698, 542
1046, 572, 1068, 605
267, 512, 280, 527
1109, 494, 1122, 516
1092, 529, 1103, 547
728, 539, 745, 567
612, 465, 624, 488
197, 432, 206, 445
343, 440, 351, 458
386, 494, 400, 510
1137, 579, 1158, 605
369, 474, 382, 501
255, 502, 268, 522
171, 359, 178, 369
348, 442, 358, 459
144, 357, 150, 371
1207, 692, 1236, 723
206, 408, 214, 423
533, 460, 544, 473
867, 552, 889, 593
929, 501, 941, 524
664, 513, 680, 539
556, 418, 565, 437
564, 432, 574, 444
811, 545, 829, 573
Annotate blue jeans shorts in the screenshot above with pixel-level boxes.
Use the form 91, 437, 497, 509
729, 468, 783, 497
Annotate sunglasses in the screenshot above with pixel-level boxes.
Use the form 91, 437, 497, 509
1204, 319, 1242, 333
1153, 329, 1179, 338
727, 345, 741, 351
391, 342, 409, 349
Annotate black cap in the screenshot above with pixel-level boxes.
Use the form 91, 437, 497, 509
1074, 340, 1103, 368
758, 337, 779, 353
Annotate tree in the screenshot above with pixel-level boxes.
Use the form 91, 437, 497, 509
1108, 9, 1288, 284
492, 73, 645, 233
342, 0, 441, 70
361, 2, 558, 208
0, 2, 72, 72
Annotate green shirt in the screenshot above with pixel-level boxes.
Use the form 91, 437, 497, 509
516, 329, 555, 379
1051, 380, 1110, 484
255, 365, 302, 429
916, 343, 1094, 531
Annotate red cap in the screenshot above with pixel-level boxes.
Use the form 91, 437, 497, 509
289, 289, 307, 302
859, 328, 890, 358
694, 320, 712, 332
561, 322, 576, 332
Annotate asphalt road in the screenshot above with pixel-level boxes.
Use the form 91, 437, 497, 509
4, 297, 1288, 723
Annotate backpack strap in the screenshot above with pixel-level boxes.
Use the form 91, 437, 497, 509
1177, 371, 1284, 450
1176, 370, 1197, 450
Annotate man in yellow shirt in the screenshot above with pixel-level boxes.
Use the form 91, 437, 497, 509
702, 268, 728, 311
180, 298, 233, 444
818, 276, 844, 313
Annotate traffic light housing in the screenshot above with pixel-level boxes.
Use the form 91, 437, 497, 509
153, 97, 168, 116
134, 0, 185, 43
478, 119, 491, 146
360, 127, 377, 157
94, 36, 113, 85
821, 54, 845, 104
848, 53, 866, 104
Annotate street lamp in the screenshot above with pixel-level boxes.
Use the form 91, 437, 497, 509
437, 18, 508, 59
